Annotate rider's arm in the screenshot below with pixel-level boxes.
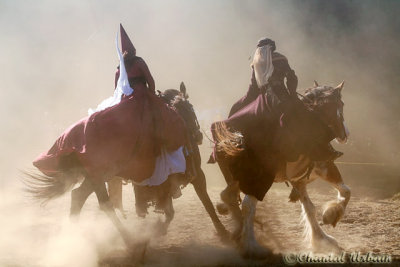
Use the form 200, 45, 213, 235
285, 61, 298, 97
138, 59, 155, 94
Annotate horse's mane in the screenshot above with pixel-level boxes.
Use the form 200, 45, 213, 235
169, 92, 193, 114
171, 95, 188, 107
302, 86, 341, 109
161, 89, 180, 105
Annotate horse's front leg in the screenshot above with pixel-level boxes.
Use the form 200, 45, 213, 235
240, 194, 270, 258
316, 161, 351, 227
153, 195, 174, 236
216, 158, 243, 239
293, 181, 341, 253
191, 168, 230, 241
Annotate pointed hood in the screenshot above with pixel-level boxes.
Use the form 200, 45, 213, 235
120, 23, 136, 56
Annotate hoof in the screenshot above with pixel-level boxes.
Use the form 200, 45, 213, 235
217, 228, 233, 245
216, 202, 229, 215
288, 187, 300, 202
135, 204, 148, 218
322, 202, 344, 227
127, 239, 149, 264
240, 242, 271, 259
312, 234, 341, 254
231, 227, 242, 244
154, 220, 169, 236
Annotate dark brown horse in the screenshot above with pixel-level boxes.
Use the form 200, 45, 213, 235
24, 82, 229, 257
211, 81, 350, 257
109, 82, 229, 239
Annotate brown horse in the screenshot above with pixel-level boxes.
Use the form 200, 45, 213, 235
212, 81, 350, 257
108, 82, 230, 240
24, 82, 229, 257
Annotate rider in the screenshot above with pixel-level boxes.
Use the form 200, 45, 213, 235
33, 24, 186, 217
228, 38, 297, 118
231, 37, 341, 162
110, 25, 186, 217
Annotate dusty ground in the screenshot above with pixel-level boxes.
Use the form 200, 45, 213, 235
1, 178, 399, 266
135, 185, 400, 266
106, 181, 400, 266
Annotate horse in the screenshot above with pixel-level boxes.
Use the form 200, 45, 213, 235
211, 81, 350, 257
24, 82, 229, 257
107, 82, 230, 240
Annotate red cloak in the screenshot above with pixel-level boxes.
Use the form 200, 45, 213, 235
33, 58, 185, 182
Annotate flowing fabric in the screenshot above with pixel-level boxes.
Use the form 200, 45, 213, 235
212, 89, 334, 201
252, 45, 274, 88
34, 40, 186, 183
133, 147, 186, 186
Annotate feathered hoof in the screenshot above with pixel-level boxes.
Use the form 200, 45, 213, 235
312, 233, 342, 254
216, 202, 230, 215
322, 202, 344, 227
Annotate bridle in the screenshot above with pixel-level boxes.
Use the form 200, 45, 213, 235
298, 88, 346, 141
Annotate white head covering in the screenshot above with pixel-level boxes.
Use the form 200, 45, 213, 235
251, 44, 274, 88
88, 32, 134, 115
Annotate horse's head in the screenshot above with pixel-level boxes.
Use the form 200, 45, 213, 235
160, 82, 203, 146
303, 81, 349, 144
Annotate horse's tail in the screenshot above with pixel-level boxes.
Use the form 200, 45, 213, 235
22, 170, 81, 205
212, 121, 244, 158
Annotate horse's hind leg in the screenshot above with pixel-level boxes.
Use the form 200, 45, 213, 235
293, 181, 341, 253
317, 161, 351, 227
108, 177, 126, 218
70, 178, 94, 219
191, 168, 230, 241
88, 176, 139, 252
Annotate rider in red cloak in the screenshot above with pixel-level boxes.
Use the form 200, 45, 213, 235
228, 38, 341, 162
33, 25, 186, 183
210, 38, 341, 200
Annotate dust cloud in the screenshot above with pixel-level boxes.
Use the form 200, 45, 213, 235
0, 0, 399, 265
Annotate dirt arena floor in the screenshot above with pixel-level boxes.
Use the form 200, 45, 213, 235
1, 164, 399, 266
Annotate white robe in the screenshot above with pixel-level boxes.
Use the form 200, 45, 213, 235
90, 30, 186, 186
251, 44, 274, 88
